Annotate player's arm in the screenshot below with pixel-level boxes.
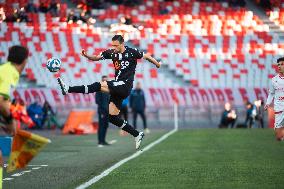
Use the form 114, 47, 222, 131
265, 80, 275, 110
0, 96, 11, 119
143, 53, 161, 68
0, 96, 16, 135
0, 77, 16, 135
81, 49, 102, 61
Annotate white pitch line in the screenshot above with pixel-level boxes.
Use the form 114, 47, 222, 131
12, 172, 27, 177
3, 164, 48, 181
3, 164, 48, 167
76, 128, 178, 189
3, 178, 14, 181
32, 167, 41, 170
27, 164, 48, 167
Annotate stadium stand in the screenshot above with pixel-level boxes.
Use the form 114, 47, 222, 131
268, 1, 284, 30
0, 0, 283, 89
95, 0, 284, 88
0, 17, 175, 88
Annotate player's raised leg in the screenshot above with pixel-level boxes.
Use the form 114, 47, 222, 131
57, 77, 109, 95
108, 102, 144, 149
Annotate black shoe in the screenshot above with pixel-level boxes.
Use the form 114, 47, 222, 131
135, 132, 144, 150
98, 142, 104, 147
57, 77, 68, 95
102, 142, 110, 145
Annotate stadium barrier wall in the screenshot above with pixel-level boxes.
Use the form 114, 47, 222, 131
9, 88, 270, 129
12, 87, 268, 107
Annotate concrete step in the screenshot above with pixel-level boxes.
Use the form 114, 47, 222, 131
158, 64, 189, 86
269, 26, 281, 29
245, 0, 284, 36
126, 40, 188, 87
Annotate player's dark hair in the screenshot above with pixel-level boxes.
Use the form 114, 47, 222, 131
277, 57, 284, 63
102, 75, 107, 79
112, 35, 124, 44
8, 45, 29, 65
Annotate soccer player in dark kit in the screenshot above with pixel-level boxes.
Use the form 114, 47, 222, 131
57, 35, 161, 149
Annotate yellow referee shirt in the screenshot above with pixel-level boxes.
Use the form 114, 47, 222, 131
0, 62, 19, 99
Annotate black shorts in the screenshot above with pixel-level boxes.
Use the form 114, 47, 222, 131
107, 80, 133, 110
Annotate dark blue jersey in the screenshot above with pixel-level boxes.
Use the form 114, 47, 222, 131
100, 46, 144, 82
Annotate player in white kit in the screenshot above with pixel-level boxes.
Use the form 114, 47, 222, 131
265, 57, 284, 141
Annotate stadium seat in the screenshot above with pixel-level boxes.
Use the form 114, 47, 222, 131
1, 0, 284, 89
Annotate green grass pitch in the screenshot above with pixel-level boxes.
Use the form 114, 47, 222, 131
3, 129, 284, 189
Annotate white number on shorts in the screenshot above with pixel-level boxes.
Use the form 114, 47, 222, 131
113, 81, 125, 86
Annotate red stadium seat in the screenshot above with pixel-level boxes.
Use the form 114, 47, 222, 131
150, 69, 158, 78
0, 0, 280, 88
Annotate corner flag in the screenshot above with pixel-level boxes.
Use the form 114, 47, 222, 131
7, 130, 50, 172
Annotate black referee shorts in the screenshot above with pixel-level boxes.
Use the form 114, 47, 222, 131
107, 80, 133, 110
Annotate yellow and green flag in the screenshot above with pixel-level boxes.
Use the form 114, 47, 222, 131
7, 130, 50, 172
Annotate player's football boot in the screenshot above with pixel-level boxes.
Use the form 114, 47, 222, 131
57, 78, 68, 95
135, 132, 144, 150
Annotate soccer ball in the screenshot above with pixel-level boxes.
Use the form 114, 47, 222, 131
46, 57, 61, 73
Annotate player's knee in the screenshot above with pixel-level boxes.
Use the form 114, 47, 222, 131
99, 81, 109, 93
109, 103, 120, 115
100, 81, 108, 87
275, 131, 284, 141
109, 110, 119, 116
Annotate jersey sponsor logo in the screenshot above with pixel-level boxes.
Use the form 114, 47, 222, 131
114, 61, 120, 70
120, 61, 129, 69
113, 60, 129, 70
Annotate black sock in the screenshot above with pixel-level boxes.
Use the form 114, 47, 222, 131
109, 115, 139, 137
122, 125, 139, 137
68, 85, 85, 93
68, 82, 101, 94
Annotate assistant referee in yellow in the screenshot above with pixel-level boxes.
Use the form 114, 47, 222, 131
0, 45, 29, 188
